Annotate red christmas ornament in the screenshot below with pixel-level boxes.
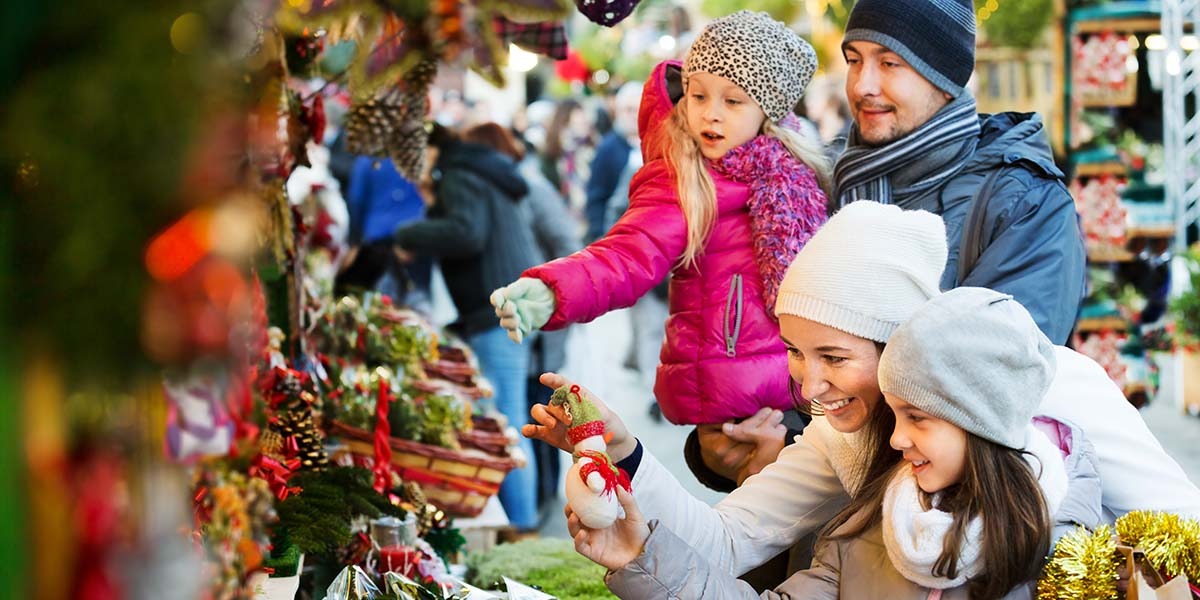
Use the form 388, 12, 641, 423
554, 49, 589, 83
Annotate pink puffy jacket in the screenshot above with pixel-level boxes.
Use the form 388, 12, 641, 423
525, 61, 825, 424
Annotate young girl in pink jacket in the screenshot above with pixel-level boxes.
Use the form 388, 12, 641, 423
490, 10, 830, 484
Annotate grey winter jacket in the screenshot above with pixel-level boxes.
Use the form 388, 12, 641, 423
927, 112, 1086, 345
606, 419, 1103, 600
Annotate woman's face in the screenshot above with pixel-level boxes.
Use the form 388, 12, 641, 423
779, 315, 883, 434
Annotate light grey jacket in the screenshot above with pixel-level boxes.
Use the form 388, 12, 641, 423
607, 419, 1104, 599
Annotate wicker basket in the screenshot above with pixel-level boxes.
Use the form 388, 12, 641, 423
328, 417, 519, 517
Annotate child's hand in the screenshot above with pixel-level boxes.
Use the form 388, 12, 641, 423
722, 408, 788, 484
567, 487, 649, 571
490, 277, 555, 344
521, 373, 637, 462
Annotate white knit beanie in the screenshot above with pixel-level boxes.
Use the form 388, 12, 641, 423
877, 288, 1057, 449
774, 201, 947, 342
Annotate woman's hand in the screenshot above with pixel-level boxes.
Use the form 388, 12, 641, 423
521, 373, 637, 462
567, 487, 649, 571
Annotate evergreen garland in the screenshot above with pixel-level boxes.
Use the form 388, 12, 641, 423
274, 466, 403, 555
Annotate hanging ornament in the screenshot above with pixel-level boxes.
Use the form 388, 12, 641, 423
388, 58, 437, 181
344, 87, 407, 158
465, 9, 508, 88
494, 17, 568, 60
345, 56, 436, 182
489, 0, 575, 24
573, 0, 641, 27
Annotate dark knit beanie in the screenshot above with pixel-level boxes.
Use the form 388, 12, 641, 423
843, 0, 976, 97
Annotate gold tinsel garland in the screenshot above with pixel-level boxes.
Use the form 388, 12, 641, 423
1037, 524, 1119, 600
1116, 510, 1200, 584
1038, 511, 1200, 599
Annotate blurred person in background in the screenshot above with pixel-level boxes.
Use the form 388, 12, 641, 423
462, 122, 583, 519
334, 156, 433, 312
539, 98, 596, 222
586, 82, 643, 243
804, 74, 852, 160
392, 123, 544, 533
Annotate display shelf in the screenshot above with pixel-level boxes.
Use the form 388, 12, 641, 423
1068, 1, 1162, 32
1077, 315, 1131, 333
1075, 161, 1128, 177
1088, 245, 1136, 262
1127, 225, 1177, 238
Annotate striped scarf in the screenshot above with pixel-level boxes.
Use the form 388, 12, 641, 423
832, 93, 980, 211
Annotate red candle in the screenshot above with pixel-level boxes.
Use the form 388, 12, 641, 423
378, 544, 420, 577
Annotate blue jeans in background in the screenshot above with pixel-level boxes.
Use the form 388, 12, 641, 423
466, 326, 538, 530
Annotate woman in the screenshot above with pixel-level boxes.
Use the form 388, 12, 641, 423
525, 201, 1200, 583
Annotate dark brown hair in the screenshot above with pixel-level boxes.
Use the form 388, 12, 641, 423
543, 98, 583, 162
822, 423, 1051, 600
462, 122, 524, 161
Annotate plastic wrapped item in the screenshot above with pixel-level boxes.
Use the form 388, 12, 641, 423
503, 577, 557, 600
383, 571, 439, 599
325, 565, 381, 600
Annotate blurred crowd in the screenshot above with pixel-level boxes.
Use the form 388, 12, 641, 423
283, 75, 850, 534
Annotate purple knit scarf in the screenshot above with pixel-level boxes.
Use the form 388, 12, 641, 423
710, 133, 828, 317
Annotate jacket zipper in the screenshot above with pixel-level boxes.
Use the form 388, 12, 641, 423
724, 274, 744, 357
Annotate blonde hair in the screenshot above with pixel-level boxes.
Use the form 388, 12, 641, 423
664, 100, 833, 269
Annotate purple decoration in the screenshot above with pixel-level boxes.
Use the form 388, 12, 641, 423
574, 0, 640, 27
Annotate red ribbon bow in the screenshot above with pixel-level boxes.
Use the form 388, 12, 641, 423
577, 450, 631, 496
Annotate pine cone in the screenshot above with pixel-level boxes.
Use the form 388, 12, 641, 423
344, 88, 407, 158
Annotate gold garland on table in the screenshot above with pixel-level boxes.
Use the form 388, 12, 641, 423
1037, 524, 1120, 600
1116, 511, 1200, 585
1038, 511, 1200, 599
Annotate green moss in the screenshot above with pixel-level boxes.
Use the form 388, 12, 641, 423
465, 538, 616, 599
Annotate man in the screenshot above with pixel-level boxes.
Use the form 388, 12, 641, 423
583, 82, 643, 243
832, 0, 1085, 345
700, 0, 1090, 505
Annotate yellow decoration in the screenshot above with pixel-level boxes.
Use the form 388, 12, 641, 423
1037, 524, 1119, 600
1117, 511, 1200, 584
1039, 511, 1200, 599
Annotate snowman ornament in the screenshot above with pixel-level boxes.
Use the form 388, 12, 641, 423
549, 384, 631, 529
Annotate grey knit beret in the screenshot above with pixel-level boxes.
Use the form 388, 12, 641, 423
775, 201, 947, 343
683, 10, 818, 122
878, 288, 1057, 450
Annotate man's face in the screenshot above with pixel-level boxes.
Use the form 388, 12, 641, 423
843, 41, 951, 146
613, 93, 640, 139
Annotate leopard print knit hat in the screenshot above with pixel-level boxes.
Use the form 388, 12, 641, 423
683, 10, 818, 123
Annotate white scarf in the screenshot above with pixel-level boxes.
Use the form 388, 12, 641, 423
881, 425, 1069, 589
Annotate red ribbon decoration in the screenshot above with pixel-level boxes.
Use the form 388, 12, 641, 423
250, 454, 303, 500
577, 450, 631, 496
372, 376, 393, 493
567, 420, 605, 446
